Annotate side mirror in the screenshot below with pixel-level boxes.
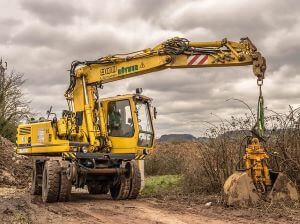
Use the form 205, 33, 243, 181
153, 107, 157, 119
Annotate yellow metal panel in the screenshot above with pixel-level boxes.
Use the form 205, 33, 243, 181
17, 144, 71, 155
77, 55, 170, 84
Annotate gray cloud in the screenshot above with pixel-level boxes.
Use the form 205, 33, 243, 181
0, 18, 22, 43
128, 0, 181, 20
1, 0, 300, 137
21, 0, 85, 26
12, 24, 68, 48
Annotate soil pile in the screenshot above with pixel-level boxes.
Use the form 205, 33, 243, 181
0, 136, 31, 188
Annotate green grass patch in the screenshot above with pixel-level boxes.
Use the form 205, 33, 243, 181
142, 175, 181, 197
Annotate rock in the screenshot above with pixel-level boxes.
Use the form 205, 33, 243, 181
205, 202, 212, 207
224, 171, 260, 207
267, 172, 299, 203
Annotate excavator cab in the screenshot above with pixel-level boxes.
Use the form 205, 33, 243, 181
100, 91, 155, 158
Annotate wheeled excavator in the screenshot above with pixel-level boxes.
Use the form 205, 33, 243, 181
16, 37, 298, 204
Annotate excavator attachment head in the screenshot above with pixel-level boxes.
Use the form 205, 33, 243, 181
224, 171, 299, 207
224, 137, 299, 207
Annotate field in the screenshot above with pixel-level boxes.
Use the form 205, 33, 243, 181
1, 122, 300, 224
0, 177, 299, 224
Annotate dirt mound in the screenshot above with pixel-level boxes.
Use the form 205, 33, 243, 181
0, 136, 31, 188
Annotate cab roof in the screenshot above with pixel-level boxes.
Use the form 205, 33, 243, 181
99, 94, 152, 102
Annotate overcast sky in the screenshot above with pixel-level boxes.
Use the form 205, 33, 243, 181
1, 0, 299, 137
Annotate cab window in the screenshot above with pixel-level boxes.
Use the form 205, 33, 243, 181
136, 101, 154, 147
107, 100, 134, 137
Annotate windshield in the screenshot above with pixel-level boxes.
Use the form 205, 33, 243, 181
136, 101, 154, 147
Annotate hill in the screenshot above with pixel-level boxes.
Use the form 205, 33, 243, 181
158, 134, 197, 142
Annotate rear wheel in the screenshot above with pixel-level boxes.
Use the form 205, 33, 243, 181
31, 162, 42, 195
58, 161, 72, 202
42, 160, 60, 203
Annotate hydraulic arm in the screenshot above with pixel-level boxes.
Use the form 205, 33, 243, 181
64, 37, 266, 152
67, 37, 265, 87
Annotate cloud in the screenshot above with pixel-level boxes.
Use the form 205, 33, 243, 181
0, 18, 22, 43
12, 24, 68, 48
0, 0, 300, 137
20, 0, 85, 26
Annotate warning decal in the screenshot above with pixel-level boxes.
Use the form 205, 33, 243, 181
187, 55, 208, 65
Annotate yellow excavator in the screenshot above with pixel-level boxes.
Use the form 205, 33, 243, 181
16, 37, 297, 204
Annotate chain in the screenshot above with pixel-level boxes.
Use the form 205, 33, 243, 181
253, 78, 266, 140
162, 37, 190, 55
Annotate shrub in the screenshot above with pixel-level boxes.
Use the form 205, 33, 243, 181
145, 108, 300, 194
145, 142, 193, 176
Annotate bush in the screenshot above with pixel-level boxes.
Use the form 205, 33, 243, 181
0, 60, 31, 143
146, 108, 300, 195
264, 108, 300, 187
180, 139, 241, 194
0, 117, 17, 143
145, 142, 193, 176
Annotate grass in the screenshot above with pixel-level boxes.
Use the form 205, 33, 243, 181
142, 175, 181, 197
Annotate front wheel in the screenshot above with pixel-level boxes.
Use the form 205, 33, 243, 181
128, 161, 141, 199
110, 176, 130, 200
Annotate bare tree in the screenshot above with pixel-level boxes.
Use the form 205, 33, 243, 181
0, 59, 31, 141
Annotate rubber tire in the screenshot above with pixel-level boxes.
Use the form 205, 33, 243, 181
31, 162, 42, 195
110, 176, 131, 200
58, 161, 72, 202
42, 160, 60, 203
88, 184, 109, 195
128, 161, 141, 199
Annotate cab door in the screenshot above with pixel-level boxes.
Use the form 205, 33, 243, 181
105, 98, 138, 154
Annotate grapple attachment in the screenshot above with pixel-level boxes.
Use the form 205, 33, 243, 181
224, 138, 299, 207
224, 171, 299, 207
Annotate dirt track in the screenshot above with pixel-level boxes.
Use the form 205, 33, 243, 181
1, 188, 228, 224
1, 188, 298, 224
29, 194, 226, 224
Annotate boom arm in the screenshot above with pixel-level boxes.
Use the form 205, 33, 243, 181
66, 37, 265, 90
64, 37, 266, 151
